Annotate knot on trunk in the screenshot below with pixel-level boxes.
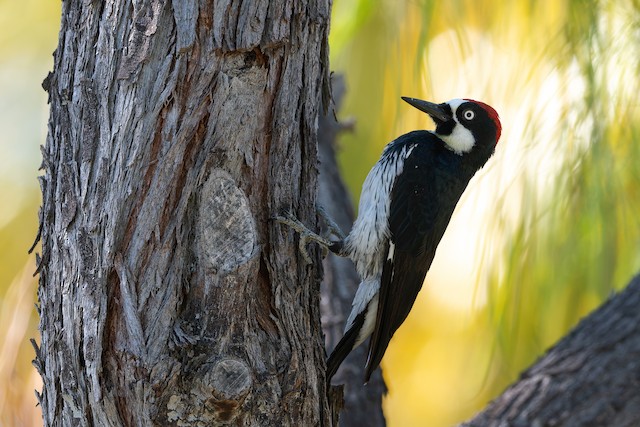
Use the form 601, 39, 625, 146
198, 169, 258, 275
165, 358, 253, 424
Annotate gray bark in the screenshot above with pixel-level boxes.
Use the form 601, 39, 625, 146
33, 1, 343, 425
461, 273, 640, 427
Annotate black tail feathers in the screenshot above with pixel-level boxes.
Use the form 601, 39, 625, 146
326, 310, 366, 383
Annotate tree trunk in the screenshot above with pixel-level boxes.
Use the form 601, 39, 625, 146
34, 1, 342, 425
461, 273, 640, 427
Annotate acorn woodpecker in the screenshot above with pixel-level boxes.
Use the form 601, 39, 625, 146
278, 97, 501, 383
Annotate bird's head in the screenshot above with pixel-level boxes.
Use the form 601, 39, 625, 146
402, 97, 501, 161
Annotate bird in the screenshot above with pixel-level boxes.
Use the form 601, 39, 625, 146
277, 96, 501, 383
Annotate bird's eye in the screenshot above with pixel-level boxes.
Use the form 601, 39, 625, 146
463, 109, 475, 120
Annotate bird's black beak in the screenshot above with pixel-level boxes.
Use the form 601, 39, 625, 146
401, 97, 451, 123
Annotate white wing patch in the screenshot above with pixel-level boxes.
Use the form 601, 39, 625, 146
387, 242, 395, 262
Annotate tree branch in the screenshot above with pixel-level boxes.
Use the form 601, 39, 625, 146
461, 274, 640, 426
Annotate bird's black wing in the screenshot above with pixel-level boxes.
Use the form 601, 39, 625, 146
364, 139, 464, 381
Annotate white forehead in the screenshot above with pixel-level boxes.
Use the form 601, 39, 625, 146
446, 98, 467, 114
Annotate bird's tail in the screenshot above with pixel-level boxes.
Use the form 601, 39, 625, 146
326, 309, 365, 383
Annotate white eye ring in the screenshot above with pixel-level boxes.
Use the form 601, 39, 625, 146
463, 109, 475, 120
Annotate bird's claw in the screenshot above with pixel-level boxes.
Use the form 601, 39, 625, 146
274, 211, 333, 264
317, 206, 346, 240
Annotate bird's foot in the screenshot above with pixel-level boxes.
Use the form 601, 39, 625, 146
274, 211, 335, 264
317, 206, 346, 240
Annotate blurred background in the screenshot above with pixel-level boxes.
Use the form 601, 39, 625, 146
0, 0, 60, 426
1, 0, 639, 425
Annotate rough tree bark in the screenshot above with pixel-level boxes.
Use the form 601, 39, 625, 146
31, 1, 365, 425
461, 273, 640, 427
